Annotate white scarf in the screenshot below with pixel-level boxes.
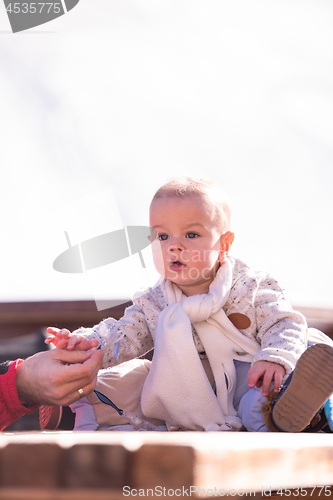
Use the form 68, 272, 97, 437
141, 258, 261, 431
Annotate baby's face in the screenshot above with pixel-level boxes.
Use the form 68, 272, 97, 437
149, 195, 229, 296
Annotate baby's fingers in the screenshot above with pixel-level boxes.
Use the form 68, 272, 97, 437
47, 327, 71, 338
45, 328, 72, 344
47, 326, 60, 335
45, 328, 73, 349
247, 365, 263, 389
261, 371, 274, 397
273, 376, 281, 393
82, 339, 99, 350
45, 335, 55, 345
273, 367, 285, 393
44, 336, 71, 349
66, 334, 90, 350
67, 335, 80, 350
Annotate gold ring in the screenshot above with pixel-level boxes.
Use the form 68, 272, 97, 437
78, 388, 85, 398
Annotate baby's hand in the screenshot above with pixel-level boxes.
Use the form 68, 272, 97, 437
247, 361, 285, 397
45, 327, 99, 351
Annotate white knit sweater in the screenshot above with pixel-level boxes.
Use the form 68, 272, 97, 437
77, 256, 307, 377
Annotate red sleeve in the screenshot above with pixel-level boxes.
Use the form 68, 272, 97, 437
0, 359, 38, 431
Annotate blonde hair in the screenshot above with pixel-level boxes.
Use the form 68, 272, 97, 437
151, 177, 231, 233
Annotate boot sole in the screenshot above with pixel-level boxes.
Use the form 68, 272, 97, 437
39, 405, 62, 430
272, 343, 333, 432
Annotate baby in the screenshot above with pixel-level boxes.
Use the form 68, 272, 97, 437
45, 177, 333, 432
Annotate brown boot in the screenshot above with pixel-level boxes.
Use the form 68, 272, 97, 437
261, 390, 279, 432
270, 344, 333, 432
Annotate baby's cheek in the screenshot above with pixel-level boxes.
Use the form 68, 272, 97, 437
151, 240, 166, 276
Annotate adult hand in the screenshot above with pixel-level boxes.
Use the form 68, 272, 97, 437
16, 348, 104, 407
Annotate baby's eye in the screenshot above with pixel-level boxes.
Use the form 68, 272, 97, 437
158, 234, 169, 241
186, 232, 199, 239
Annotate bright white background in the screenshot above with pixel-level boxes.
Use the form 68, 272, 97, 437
0, 0, 332, 309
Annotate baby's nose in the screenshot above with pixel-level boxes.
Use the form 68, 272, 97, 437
168, 239, 184, 252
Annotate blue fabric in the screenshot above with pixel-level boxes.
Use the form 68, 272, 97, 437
233, 360, 269, 432
238, 386, 269, 432
324, 397, 333, 431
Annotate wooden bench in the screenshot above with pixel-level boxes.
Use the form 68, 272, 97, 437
1, 301, 333, 498
0, 432, 333, 499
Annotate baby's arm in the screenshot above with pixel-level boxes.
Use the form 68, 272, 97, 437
45, 327, 99, 351
46, 301, 154, 369
247, 360, 285, 397
253, 274, 307, 378
97, 303, 154, 368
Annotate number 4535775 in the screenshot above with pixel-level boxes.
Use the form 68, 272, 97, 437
6, 3, 62, 14
275, 486, 332, 496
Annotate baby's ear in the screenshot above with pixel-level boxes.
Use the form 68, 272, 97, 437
218, 231, 234, 262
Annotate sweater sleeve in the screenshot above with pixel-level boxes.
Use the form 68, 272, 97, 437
0, 360, 38, 431
75, 302, 154, 369
252, 274, 307, 376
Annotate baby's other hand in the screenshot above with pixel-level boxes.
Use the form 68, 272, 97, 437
247, 361, 285, 397
45, 327, 99, 351
45, 327, 72, 349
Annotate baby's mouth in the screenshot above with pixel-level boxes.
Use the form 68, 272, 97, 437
170, 260, 186, 269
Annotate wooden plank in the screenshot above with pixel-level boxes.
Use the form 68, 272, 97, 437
0, 301, 131, 339
0, 432, 332, 493
0, 301, 332, 340
0, 488, 124, 500
297, 306, 333, 339
0, 487, 331, 500
129, 443, 194, 490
